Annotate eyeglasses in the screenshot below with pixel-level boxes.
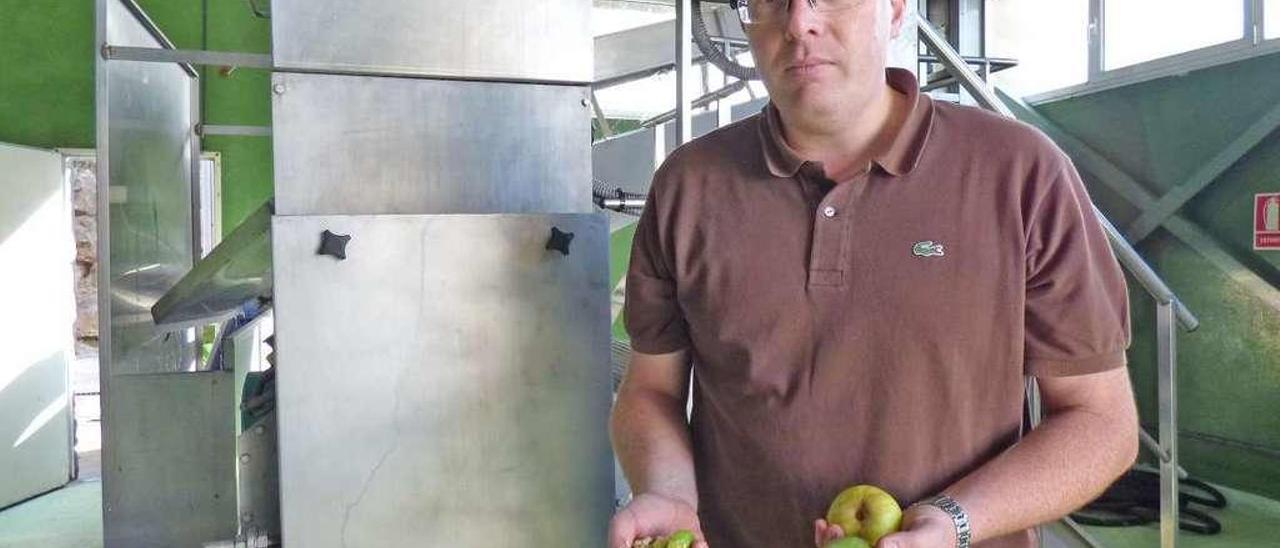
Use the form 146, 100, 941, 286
731, 0, 864, 25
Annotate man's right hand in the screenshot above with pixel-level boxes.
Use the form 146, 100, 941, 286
608, 492, 709, 548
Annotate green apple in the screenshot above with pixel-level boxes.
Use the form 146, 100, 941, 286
825, 485, 903, 546
826, 537, 873, 548
663, 529, 695, 548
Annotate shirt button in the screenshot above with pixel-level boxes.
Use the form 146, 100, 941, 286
823, 206, 837, 218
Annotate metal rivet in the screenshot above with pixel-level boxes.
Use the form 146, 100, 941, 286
255, 425, 266, 435
272, 83, 286, 95
823, 206, 837, 218
580, 98, 590, 107
240, 453, 252, 464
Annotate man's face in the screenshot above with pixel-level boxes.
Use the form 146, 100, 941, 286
741, 0, 905, 118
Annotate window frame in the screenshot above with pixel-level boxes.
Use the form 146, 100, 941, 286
1029, 0, 1278, 104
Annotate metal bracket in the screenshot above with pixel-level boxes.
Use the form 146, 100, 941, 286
197, 124, 273, 137
102, 44, 273, 69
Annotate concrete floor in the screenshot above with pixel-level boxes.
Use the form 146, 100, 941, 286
0, 480, 103, 548
3, 478, 1276, 547
2, 355, 1275, 548
0, 354, 104, 548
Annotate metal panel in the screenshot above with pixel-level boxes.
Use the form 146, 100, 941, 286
102, 372, 237, 548
271, 0, 591, 83
237, 411, 279, 545
272, 214, 612, 548
0, 143, 74, 509
1156, 302, 1179, 548
272, 73, 592, 216
594, 18, 743, 88
226, 309, 273, 432
97, 1, 210, 546
151, 200, 273, 328
102, 45, 273, 69
100, 0, 199, 375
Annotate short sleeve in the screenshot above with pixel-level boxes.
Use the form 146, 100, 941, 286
624, 183, 691, 354
1024, 152, 1131, 377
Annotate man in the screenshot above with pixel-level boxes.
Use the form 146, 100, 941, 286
608, 0, 1138, 547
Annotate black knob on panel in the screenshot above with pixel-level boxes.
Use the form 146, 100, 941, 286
317, 229, 351, 260
546, 227, 574, 256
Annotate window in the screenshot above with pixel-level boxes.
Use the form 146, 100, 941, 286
1105, 0, 1245, 69
987, 0, 1089, 96
1267, 0, 1280, 39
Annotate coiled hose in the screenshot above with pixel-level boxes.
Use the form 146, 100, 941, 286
693, 0, 759, 81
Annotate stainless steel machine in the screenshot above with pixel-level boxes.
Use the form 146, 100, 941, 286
97, 0, 611, 546
266, 1, 610, 545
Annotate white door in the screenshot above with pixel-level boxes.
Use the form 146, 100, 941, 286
0, 142, 75, 508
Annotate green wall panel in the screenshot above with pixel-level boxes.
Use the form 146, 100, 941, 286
133, 0, 201, 49
1039, 53, 1280, 197
1038, 51, 1280, 500
1126, 235, 1280, 501
201, 0, 270, 128
1185, 129, 1280, 275
204, 135, 271, 238
610, 222, 638, 341
137, 0, 273, 235
0, 0, 95, 149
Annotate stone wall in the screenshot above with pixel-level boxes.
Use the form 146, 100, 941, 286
68, 157, 97, 357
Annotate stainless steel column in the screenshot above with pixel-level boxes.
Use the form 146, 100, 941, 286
96, 1, 234, 546
268, 1, 609, 546
676, 0, 694, 144
1157, 301, 1179, 548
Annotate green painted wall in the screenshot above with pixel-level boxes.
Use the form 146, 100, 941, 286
1036, 51, 1280, 500
0, 0, 273, 237
0, 1, 96, 149
610, 222, 639, 340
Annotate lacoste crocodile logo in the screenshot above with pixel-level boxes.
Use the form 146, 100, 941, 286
912, 241, 945, 258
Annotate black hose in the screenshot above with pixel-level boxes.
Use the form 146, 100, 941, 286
693, 0, 760, 81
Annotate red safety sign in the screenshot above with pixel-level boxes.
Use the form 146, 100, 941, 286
1257, 193, 1280, 250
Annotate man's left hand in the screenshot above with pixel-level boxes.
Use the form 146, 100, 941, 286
873, 504, 956, 548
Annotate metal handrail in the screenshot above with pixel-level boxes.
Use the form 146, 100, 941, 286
916, 18, 1199, 332
641, 79, 750, 128
1094, 210, 1199, 330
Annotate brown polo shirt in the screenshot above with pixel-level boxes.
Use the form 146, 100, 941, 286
623, 68, 1130, 548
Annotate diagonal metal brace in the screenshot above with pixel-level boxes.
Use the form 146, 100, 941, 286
1126, 100, 1280, 243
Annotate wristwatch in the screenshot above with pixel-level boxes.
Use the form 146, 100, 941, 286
915, 494, 972, 548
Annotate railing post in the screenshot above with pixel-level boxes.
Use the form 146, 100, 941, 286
675, 0, 694, 145
1157, 301, 1179, 548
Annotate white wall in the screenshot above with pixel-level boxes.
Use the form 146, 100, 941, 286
0, 142, 75, 508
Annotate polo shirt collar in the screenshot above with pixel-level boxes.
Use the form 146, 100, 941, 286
759, 67, 934, 179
